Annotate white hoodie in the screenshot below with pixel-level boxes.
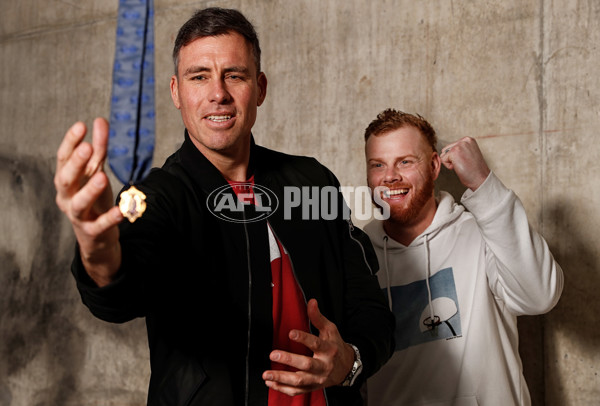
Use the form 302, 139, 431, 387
364, 172, 563, 406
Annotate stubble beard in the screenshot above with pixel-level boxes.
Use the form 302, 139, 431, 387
387, 174, 435, 227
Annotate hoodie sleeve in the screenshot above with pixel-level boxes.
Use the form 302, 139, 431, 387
460, 172, 563, 315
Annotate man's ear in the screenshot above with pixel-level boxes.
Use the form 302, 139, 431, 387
257, 72, 267, 106
170, 75, 181, 110
432, 151, 442, 181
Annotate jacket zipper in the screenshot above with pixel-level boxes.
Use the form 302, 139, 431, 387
243, 217, 252, 406
346, 219, 375, 275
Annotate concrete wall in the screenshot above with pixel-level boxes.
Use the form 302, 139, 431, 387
1, 0, 598, 404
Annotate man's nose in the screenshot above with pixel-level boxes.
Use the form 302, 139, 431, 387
209, 79, 231, 103
383, 166, 401, 183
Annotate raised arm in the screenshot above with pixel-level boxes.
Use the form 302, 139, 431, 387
441, 136, 563, 314
54, 117, 123, 287
440, 136, 490, 191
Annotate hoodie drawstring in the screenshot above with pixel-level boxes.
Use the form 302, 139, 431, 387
423, 234, 436, 325
383, 236, 393, 310
383, 232, 436, 329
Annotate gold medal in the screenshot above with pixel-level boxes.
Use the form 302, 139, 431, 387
119, 185, 147, 223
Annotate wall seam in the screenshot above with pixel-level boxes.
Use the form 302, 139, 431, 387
538, 0, 548, 405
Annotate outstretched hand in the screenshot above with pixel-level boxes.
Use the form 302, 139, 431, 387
440, 136, 490, 191
54, 118, 123, 286
262, 298, 355, 396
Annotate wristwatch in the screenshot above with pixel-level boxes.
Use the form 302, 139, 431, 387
341, 343, 363, 387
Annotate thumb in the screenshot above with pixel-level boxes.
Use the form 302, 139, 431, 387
440, 151, 454, 171
441, 159, 454, 171
307, 298, 330, 332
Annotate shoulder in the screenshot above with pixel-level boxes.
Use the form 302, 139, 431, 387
255, 145, 337, 187
256, 145, 321, 170
142, 155, 189, 193
430, 192, 479, 238
433, 192, 470, 226
129, 152, 192, 206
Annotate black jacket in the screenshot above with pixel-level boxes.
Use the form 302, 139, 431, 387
72, 134, 395, 406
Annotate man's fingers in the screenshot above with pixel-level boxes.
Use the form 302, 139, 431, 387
57, 121, 87, 172
263, 378, 312, 397
440, 152, 454, 170
86, 117, 109, 176
69, 172, 109, 218
55, 118, 113, 214
68, 172, 122, 236
306, 298, 331, 332
55, 142, 93, 200
440, 136, 490, 190
288, 328, 322, 353
264, 299, 347, 395
73, 205, 123, 241
440, 141, 457, 157
264, 381, 302, 396
269, 350, 317, 371
263, 369, 324, 394
86, 206, 123, 236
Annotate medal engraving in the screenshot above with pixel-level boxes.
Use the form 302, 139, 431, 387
119, 185, 147, 223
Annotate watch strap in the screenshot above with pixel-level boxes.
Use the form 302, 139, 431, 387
341, 343, 363, 387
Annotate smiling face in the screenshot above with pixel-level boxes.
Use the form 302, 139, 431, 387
366, 126, 441, 231
170, 32, 267, 164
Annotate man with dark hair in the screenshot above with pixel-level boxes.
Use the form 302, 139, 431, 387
362, 108, 563, 405
172, 7, 262, 74
54, 7, 394, 406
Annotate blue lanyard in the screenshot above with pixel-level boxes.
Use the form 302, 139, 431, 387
108, 0, 155, 186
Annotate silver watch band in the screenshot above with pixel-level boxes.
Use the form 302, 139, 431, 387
341, 343, 363, 387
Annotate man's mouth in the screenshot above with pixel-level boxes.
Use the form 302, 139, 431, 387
383, 188, 409, 198
206, 115, 232, 122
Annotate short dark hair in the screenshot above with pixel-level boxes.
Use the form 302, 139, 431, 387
172, 7, 262, 75
364, 108, 437, 152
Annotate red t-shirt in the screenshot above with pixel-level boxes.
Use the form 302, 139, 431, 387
228, 178, 326, 406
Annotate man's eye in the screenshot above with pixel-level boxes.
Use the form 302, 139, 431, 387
192, 75, 206, 81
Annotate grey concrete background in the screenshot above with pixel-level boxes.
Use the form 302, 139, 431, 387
0, 0, 597, 404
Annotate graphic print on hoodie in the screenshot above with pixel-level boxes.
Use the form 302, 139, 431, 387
389, 267, 462, 351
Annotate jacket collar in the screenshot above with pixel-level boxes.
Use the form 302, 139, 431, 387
179, 129, 260, 194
